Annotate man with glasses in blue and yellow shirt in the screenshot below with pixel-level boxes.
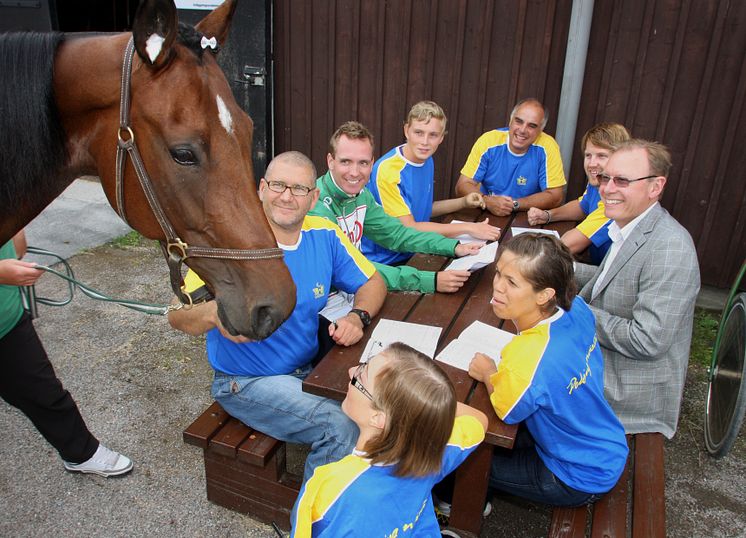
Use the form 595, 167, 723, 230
168, 151, 386, 481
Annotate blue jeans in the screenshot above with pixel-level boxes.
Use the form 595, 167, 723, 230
490, 427, 605, 507
211, 366, 358, 482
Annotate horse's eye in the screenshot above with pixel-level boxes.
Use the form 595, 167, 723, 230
170, 147, 198, 166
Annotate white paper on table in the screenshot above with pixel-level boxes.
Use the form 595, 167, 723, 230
435, 320, 514, 372
444, 241, 498, 271
319, 291, 354, 322
450, 220, 480, 244
510, 226, 560, 238
359, 319, 442, 363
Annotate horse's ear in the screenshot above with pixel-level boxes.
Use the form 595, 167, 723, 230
195, 0, 237, 48
131, 0, 178, 68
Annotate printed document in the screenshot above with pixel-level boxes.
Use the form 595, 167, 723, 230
435, 320, 514, 371
450, 220, 480, 244
320, 291, 354, 322
444, 241, 498, 271
359, 319, 442, 363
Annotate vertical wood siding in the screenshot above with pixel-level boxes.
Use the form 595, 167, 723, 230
274, 0, 746, 287
274, 0, 571, 202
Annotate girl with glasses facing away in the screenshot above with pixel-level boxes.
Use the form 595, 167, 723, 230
291, 342, 488, 537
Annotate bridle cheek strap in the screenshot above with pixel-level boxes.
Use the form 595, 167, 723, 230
114, 37, 283, 305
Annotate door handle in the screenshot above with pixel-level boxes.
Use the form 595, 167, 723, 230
237, 65, 266, 86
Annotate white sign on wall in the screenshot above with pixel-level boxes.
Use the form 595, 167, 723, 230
175, 1, 225, 10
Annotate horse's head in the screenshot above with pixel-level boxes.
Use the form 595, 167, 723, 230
107, 0, 295, 339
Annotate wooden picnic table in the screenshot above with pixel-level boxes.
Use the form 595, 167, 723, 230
302, 207, 578, 537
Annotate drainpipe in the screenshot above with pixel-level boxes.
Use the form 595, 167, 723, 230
556, 0, 595, 179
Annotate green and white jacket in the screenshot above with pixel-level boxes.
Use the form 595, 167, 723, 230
309, 171, 457, 293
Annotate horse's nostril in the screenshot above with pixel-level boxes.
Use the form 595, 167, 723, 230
251, 304, 281, 340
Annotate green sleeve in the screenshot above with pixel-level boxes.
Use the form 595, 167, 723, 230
374, 262, 436, 294
362, 192, 457, 256
308, 201, 333, 220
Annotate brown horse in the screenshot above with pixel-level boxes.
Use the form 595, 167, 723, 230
0, 0, 295, 340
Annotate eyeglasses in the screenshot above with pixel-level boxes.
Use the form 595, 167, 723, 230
597, 173, 657, 188
262, 178, 316, 197
351, 362, 374, 401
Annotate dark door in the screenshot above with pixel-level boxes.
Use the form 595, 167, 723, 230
0, 0, 56, 31
177, 0, 272, 180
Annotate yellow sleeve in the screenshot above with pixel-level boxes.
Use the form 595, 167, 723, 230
488, 328, 549, 419
460, 130, 506, 179
537, 133, 566, 188
303, 216, 376, 278
576, 203, 610, 240
292, 456, 370, 537
376, 157, 411, 218
449, 415, 486, 448
183, 269, 205, 293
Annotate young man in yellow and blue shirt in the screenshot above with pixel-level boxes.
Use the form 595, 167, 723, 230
364, 101, 501, 266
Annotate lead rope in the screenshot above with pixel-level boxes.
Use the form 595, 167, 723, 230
22, 246, 180, 317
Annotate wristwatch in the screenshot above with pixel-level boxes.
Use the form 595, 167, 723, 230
512, 199, 520, 212
349, 308, 372, 327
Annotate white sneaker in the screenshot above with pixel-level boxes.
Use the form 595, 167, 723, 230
63, 444, 133, 477
435, 499, 492, 518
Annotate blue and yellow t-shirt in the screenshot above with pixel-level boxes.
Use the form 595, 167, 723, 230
460, 129, 566, 197
0, 240, 24, 339
184, 216, 375, 376
364, 145, 435, 265
576, 184, 611, 264
291, 414, 485, 537
490, 297, 628, 494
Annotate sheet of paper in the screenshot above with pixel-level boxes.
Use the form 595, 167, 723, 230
510, 226, 560, 238
359, 319, 442, 363
450, 220, 480, 244
444, 241, 498, 271
435, 320, 514, 372
319, 291, 354, 322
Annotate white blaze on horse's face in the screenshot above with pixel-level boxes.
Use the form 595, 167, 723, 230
145, 34, 165, 64
216, 95, 234, 135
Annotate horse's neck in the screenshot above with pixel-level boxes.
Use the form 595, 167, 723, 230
53, 33, 129, 182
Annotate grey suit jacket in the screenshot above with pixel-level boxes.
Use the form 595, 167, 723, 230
575, 203, 700, 438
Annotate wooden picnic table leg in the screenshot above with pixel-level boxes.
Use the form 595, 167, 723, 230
448, 442, 492, 537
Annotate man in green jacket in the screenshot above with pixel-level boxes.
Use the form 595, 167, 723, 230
309, 121, 483, 294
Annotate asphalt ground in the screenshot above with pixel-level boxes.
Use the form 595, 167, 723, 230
1, 179, 744, 537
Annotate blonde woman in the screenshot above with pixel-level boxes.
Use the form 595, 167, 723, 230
292, 343, 487, 537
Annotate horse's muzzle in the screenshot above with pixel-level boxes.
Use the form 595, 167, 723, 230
217, 299, 292, 341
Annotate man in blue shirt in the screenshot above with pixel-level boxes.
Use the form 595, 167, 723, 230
455, 98, 566, 216
168, 151, 386, 480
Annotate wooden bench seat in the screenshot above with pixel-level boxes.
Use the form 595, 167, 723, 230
183, 402, 301, 530
548, 433, 665, 538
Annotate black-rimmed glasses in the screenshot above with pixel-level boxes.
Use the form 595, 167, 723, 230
262, 178, 316, 197
351, 362, 374, 401
597, 173, 657, 188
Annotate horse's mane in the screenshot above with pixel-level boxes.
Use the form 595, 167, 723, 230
0, 32, 67, 212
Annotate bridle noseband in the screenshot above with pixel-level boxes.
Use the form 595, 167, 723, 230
115, 37, 283, 306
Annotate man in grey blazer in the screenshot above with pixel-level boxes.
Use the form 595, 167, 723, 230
575, 139, 700, 439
